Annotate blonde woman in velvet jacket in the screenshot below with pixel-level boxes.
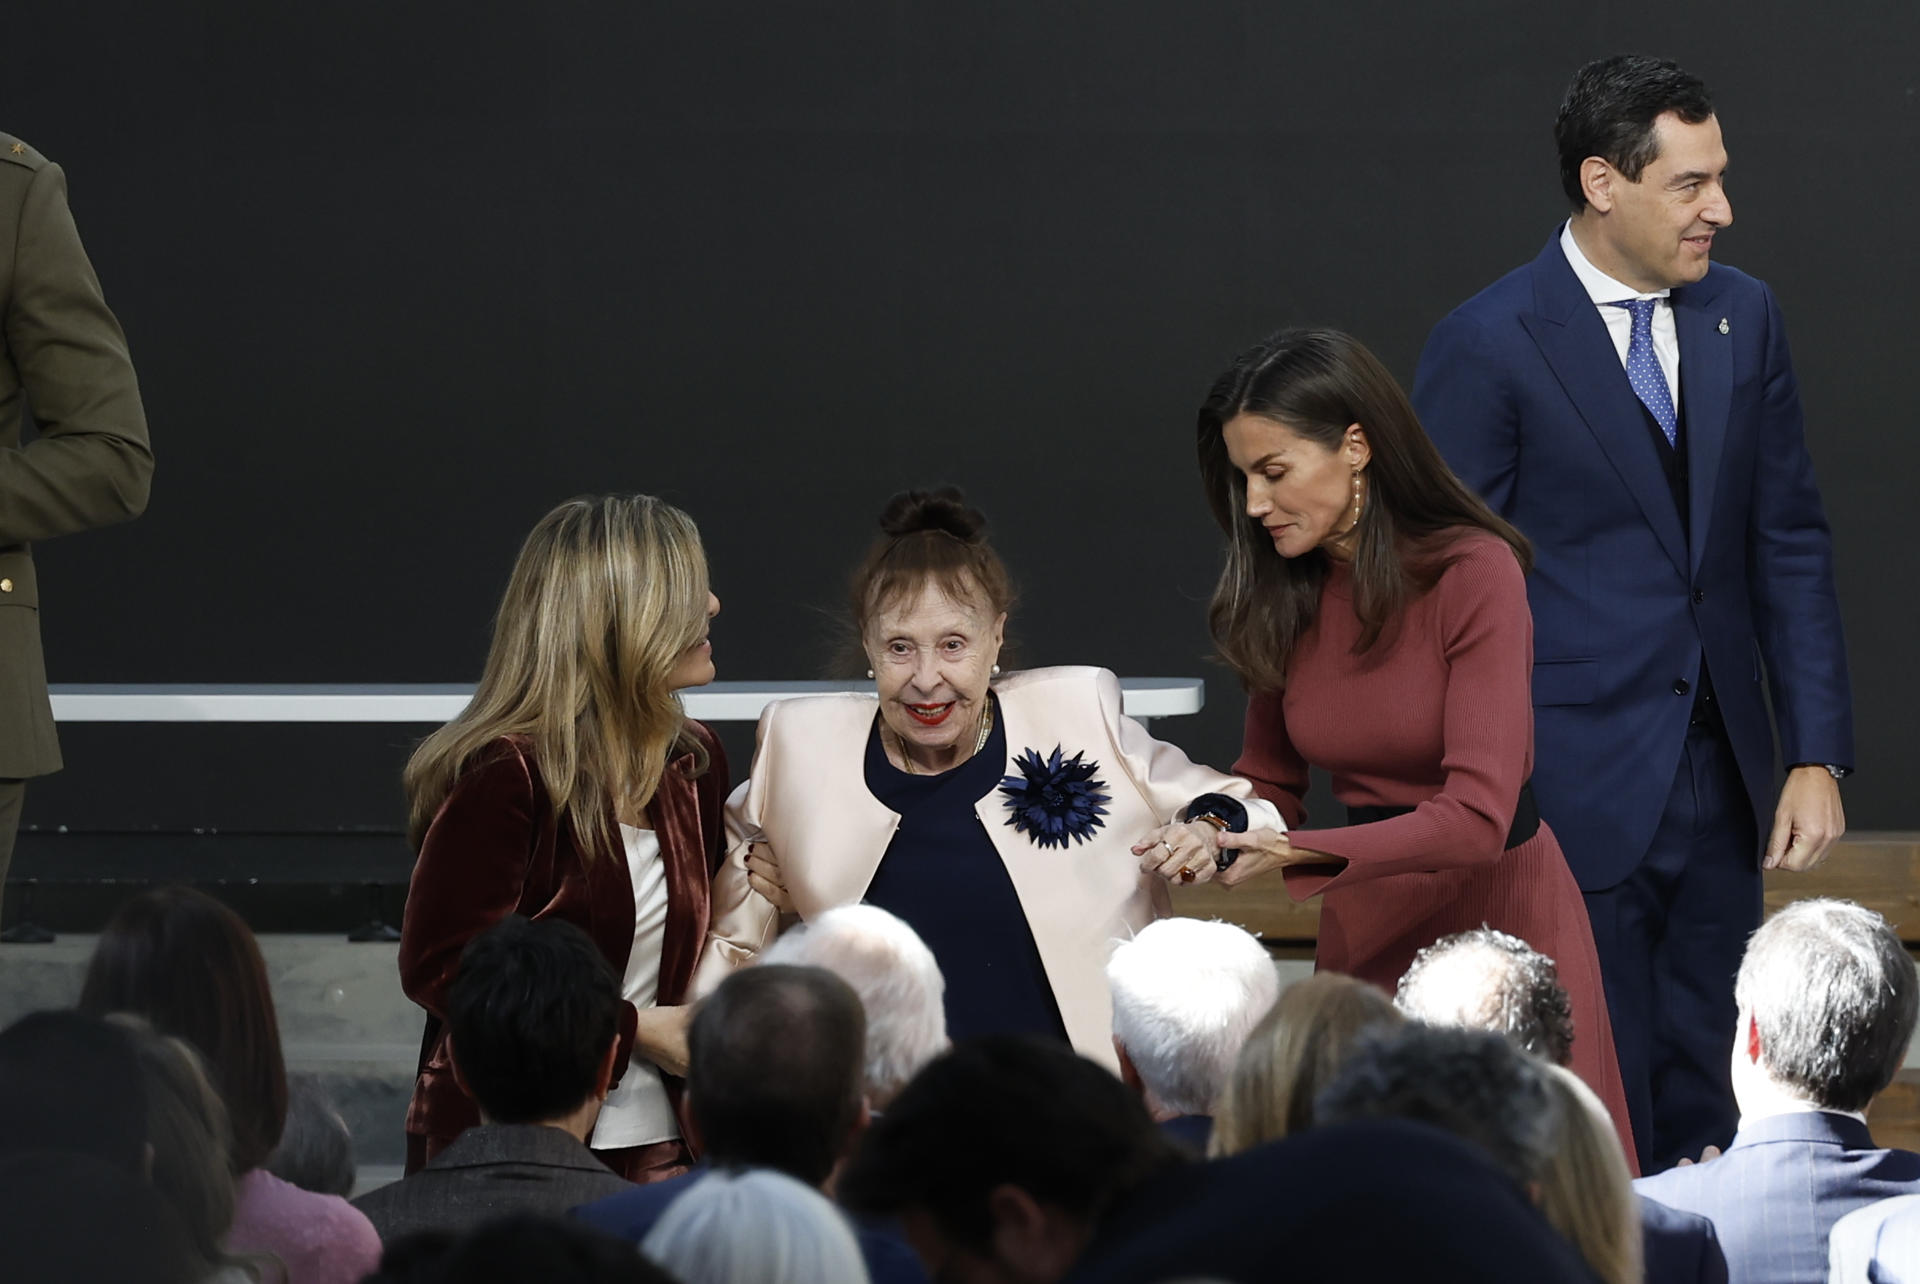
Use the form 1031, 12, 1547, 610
694, 490, 1281, 1067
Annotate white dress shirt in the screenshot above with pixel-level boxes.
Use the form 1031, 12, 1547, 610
1560, 221, 1682, 411
587, 822, 680, 1149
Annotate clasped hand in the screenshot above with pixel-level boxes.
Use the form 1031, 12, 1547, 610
631, 1005, 692, 1079
745, 842, 795, 914
1132, 821, 1302, 888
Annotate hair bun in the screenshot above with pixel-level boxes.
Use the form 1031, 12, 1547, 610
877, 487, 987, 543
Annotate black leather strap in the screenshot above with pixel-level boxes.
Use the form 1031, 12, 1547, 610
1345, 780, 1540, 851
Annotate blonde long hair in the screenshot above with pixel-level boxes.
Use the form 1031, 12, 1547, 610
1209, 972, 1403, 1157
405, 495, 712, 858
1538, 1066, 1644, 1284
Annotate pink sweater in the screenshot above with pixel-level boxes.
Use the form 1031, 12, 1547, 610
229, 1168, 381, 1284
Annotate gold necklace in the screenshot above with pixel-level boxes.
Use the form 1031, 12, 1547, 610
895, 698, 994, 775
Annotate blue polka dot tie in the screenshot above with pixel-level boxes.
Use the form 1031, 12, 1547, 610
1611, 298, 1677, 447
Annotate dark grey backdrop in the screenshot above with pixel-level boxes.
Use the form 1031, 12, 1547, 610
9, 1, 1915, 864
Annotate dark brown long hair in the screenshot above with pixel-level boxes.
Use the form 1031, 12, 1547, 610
1198, 328, 1530, 691
78, 886, 289, 1175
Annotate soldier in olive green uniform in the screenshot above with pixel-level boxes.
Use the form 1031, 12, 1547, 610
0, 133, 153, 909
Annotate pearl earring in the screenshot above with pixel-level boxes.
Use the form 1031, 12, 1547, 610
866, 669, 875, 679
1351, 468, 1364, 523
991, 664, 1001, 676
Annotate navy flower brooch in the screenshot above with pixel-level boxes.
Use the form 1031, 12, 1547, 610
999, 746, 1111, 848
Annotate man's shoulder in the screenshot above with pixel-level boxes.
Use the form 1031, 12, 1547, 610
855, 1218, 932, 1284
350, 1167, 451, 1238
571, 1168, 698, 1240
354, 1159, 634, 1242
349, 1172, 410, 1219
1638, 1195, 1725, 1283
0, 133, 49, 175
1448, 258, 1538, 319
1633, 1153, 1729, 1211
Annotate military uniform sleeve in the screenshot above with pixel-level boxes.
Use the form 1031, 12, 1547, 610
0, 158, 152, 542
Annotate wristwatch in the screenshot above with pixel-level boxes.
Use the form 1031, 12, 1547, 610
1795, 763, 1849, 780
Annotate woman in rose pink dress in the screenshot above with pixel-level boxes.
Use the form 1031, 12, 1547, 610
1156, 327, 1636, 1171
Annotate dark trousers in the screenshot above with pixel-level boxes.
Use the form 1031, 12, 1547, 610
1582, 720, 1760, 1174
0, 779, 21, 918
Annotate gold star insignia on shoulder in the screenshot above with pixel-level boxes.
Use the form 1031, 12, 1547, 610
8, 144, 22, 156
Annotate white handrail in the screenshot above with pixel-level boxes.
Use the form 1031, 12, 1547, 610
47, 678, 1205, 724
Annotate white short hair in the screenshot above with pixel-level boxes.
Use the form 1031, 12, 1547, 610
641, 1168, 871, 1284
1106, 917, 1281, 1117
761, 905, 949, 1106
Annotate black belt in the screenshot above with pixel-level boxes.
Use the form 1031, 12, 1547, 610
1345, 780, 1541, 851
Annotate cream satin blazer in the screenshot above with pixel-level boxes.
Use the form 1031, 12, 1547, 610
694, 666, 1281, 1067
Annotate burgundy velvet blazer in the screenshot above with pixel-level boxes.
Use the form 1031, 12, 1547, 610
398, 725, 729, 1156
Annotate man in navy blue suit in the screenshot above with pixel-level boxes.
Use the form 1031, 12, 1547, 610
1413, 54, 1853, 1172
1634, 900, 1920, 1284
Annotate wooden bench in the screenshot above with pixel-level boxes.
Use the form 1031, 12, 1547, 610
1170, 831, 1920, 1149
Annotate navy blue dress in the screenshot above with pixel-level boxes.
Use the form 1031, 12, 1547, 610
862, 696, 1069, 1045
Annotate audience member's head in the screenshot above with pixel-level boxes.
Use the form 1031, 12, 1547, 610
368, 1215, 676, 1284
1394, 927, 1575, 1066
0, 1150, 201, 1284
0, 1009, 147, 1174
1733, 898, 1919, 1116
641, 1168, 870, 1284
108, 1014, 255, 1283
1313, 1022, 1560, 1190
266, 1074, 358, 1197
360, 1230, 459, 1284
688, 962, 867, 1187
445, 915, 623, 1137
1538, 1065, 1642, 1284
839, 1036, 1185, 1284
1105, 918, 1280, 1122
1208, 972, 1401, 1156
760, 904, 948, 1108
78, 885, 289, 1175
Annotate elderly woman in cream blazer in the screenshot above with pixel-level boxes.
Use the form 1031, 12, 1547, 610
695, 490, 1280, 1067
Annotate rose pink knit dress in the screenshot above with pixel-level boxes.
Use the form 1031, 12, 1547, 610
1235, 530, 1637, 1172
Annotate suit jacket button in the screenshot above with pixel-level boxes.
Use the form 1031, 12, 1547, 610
1673, 678, 1691, 696
0, 578, 11, 593
1692, 589, 1706, 604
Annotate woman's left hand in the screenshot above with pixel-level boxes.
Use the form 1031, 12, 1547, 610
1133, 821, 1227, 886
745, 843, 794, 915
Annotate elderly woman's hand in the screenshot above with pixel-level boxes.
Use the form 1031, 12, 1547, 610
1132, 821, 1228, 886
745, 843, 795, 915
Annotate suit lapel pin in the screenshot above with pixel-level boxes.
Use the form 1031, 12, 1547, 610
1718, 318, 1730, 335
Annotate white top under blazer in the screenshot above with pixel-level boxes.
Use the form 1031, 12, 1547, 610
588, 823, 679, 1149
